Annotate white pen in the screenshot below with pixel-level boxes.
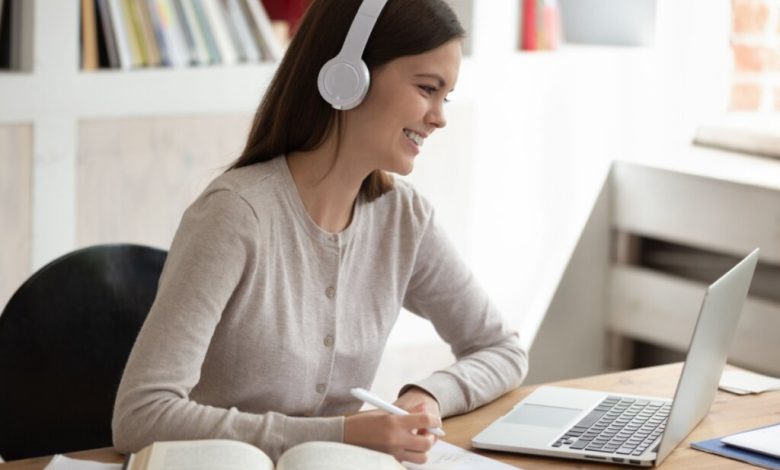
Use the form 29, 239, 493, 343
350, 387, 446, 437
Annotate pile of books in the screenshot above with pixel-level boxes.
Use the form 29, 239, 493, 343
81, 0, 285, 70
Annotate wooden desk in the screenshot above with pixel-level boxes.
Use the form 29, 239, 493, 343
1, 363, 777, 469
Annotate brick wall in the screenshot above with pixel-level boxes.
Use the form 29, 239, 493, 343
730, 0, 780, 112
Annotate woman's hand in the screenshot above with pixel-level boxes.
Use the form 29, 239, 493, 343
343, 405, 441, 464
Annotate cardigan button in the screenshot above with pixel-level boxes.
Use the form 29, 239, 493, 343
325, 286, 336, 298
316, 383, 326, 394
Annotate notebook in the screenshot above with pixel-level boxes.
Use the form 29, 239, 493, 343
722, 423, 780, 459
692, 423, 780, 470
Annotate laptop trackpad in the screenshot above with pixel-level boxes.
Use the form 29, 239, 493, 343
503, 404, 583, 428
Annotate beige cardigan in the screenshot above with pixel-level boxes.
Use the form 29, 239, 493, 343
112, 156, 528, 461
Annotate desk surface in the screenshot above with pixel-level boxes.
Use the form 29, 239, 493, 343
2, 363, 777, 469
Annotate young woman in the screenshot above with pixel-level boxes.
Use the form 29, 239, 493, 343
112, 0, 527, 464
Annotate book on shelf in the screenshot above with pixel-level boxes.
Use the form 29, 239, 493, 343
519, 0, 561, 51
123, 0, 149, 66
243, 0, 284, 61
7, 0, 22, 68
83, 0, 282, 70
261, 0, 306, 38
81, 0, 100, 70
134, 0, 163, 66
96, 0, 120, 67
0, 0, 32, 70
200, 0, 239, 65
131, 0, 163, 66
93, 0, 111, 66
520, 0, 537, 51
148, 0, 191, 67
173, 0, 210, 65
106, 0, 134, 69
226, 0, 261, 62
0, 0, 9, 69
146, 0, 173, 66
190, 0, 223, 64
219, 0, 249, 61
169, 0, 197, 64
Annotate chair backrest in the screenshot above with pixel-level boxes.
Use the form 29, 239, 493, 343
0, 244, 166, 461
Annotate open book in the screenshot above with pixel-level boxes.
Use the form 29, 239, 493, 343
122, 439, 517, 470
124, 440, 403, 470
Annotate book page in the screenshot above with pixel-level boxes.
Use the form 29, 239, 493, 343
44, 455, 123, 470
404, 441, 520, 470
277, 441, 404, 470
144, 440, 273, 470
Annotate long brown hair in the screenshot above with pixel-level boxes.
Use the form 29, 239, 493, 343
228, 0, 465, 202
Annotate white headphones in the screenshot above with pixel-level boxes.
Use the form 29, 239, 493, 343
317, 0, 389, 110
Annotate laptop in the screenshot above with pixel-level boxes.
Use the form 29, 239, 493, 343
472, 248, 760, 467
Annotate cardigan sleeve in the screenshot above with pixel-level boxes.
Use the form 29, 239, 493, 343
112, 189, 342, 461
400, 203, 528, 418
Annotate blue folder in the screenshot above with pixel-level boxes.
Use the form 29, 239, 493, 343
692, 427, 780, 470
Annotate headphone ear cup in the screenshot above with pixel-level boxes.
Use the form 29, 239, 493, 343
318, 57, 371, 110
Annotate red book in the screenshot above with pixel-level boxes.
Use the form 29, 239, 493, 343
261, 0, 309, 37
521, 0, 537, 51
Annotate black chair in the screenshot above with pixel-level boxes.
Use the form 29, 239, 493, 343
0, 244, 166, 461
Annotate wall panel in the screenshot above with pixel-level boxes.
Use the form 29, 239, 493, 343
77, 115, 253, 250
0, 125, 33, 310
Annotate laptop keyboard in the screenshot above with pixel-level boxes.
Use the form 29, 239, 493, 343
551, 396, 670, 457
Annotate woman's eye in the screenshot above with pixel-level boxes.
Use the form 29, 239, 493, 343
418, 85, 450, 104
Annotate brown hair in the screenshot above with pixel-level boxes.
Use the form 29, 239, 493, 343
228, 0, 465, 202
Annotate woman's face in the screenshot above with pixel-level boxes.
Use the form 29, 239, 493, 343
345, 39, 462, 176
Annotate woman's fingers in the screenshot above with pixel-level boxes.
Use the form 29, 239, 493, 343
344, 409, 440, 462
400, 431, 435, 452
397, 449, 430, 465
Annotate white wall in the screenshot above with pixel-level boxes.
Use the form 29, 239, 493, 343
374, 0, 735, 395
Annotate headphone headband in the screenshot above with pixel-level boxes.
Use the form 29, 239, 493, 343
339, 0, 387, 60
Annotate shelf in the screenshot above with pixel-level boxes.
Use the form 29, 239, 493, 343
0, 62, 278, 123
74, 62, 278, 118
4, 46, 644, 124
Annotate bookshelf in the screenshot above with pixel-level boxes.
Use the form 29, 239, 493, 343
0, 0, 278, 275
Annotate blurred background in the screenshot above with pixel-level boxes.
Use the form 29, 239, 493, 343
1, 0, 779, 401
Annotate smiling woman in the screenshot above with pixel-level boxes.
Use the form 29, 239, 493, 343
111, 0, 528, 466
230, 0, 466, 201
332, 41, 462, 178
